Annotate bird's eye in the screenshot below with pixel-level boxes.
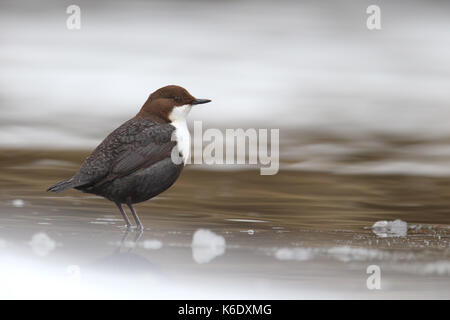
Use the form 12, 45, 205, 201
173, 96, 181, 103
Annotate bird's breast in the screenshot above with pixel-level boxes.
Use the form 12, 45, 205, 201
170, 119, 191, 164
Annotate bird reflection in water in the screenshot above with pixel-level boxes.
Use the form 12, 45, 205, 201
89, 229, 161, 276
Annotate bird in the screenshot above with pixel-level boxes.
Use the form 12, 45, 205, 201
47, 85, 211, 230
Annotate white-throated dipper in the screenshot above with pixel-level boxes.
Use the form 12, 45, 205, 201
47, 85, 211, 230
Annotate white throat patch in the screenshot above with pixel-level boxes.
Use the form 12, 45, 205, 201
169, 105, 192, 164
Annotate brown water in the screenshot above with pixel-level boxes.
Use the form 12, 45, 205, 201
0, 149, 449, 299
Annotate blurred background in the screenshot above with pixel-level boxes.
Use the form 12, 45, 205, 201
1, 0, 450, 172
0, 0, 449, 299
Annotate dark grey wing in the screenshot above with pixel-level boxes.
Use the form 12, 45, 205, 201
94, 130, 177, 186
72, 118, 176, 189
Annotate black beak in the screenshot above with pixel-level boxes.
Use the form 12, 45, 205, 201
191, 99, 211, 105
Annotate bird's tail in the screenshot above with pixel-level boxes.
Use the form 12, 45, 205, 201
47, 178, 76, 193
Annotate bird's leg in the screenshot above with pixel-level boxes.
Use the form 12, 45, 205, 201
126, 199, 143, 230
115, 228, 131, 253
115, 202, 132, 229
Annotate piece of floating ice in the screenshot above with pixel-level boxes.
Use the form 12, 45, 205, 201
409, 224, 437, 231
12, 199, 25, 207
191, 229, 226, 264
371, 219, 407, 238
140, 240, 163, 250
28, 232, 56, 257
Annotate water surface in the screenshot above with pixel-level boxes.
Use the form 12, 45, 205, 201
0, 150, 448, 299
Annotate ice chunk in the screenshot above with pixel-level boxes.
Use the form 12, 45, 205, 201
371, 219, 407, 238
28, 232, 56, 256
191, 229, 226, 264
12, 199, 25, 207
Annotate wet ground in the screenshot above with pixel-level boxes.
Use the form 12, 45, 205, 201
0, 149, 449, 299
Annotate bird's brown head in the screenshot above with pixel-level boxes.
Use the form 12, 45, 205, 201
137, 85, 211, 122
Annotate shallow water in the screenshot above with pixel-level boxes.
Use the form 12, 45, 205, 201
0, 150, 449, 299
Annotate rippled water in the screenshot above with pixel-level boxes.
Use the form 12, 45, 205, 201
0, 150, 449, 299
